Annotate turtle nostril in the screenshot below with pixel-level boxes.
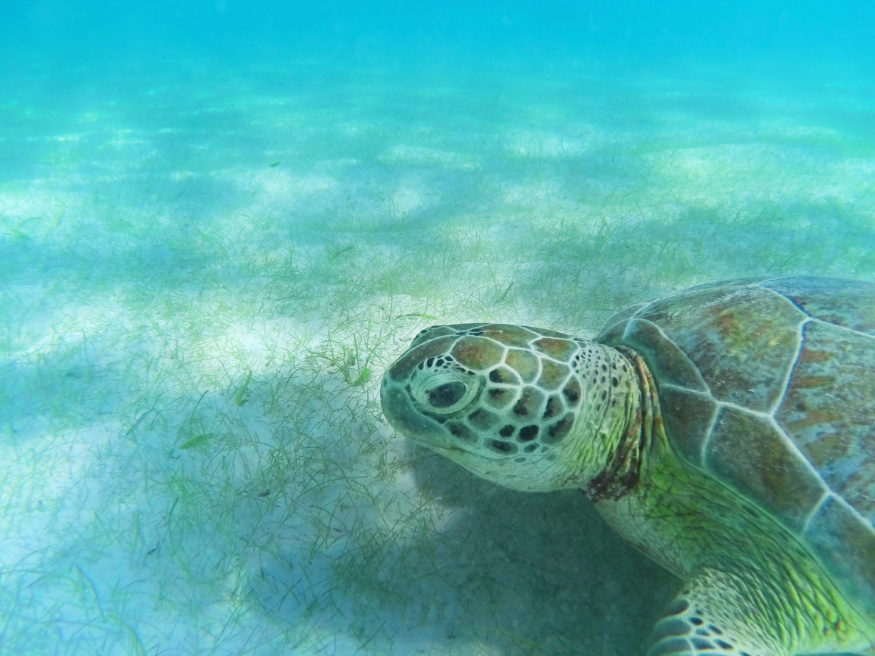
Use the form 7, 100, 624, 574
427, 382, 467, 408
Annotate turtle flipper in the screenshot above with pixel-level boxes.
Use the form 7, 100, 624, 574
645, 570, 785, 656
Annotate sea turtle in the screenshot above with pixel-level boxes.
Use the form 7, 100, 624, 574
381, 276, 875, 656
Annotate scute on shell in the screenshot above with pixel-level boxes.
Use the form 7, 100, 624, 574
598, 276, 875, 617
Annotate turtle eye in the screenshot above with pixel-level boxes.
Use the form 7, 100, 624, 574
411, 367, 480, 415
427, 382, 467, 408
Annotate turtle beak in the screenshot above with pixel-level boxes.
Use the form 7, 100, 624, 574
381, 378, 447, 446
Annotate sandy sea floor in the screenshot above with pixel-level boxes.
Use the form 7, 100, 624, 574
1, 53, 873, 655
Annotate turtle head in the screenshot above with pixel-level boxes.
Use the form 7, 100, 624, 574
381, 323, 635, 492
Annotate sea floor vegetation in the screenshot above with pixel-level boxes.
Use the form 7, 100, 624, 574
1, 55, 872, 655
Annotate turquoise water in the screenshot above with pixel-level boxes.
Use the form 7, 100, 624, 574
1, 2, 873, 655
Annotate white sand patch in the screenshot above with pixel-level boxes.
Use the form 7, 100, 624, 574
643, 141, 874, 215
213, 167, 340, 199
503, 128, 601, 158
499, 178, 564, 206
389, 184, 426, 217
379, 144, 481, 171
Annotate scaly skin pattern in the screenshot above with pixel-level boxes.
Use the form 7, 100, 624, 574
381, 323, 875, 656
600, 432, 872, 656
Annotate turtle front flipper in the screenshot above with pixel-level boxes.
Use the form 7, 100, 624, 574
646, 569, 785, 656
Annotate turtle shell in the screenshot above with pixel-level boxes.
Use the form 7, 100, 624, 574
597, 277, 875, 618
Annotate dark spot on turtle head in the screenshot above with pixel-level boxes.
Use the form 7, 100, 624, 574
513, 399, 529, 417
518, 425, 539, 442
490, 440, 517, 454
543, 395, 562, 419
563, 379, 581, 405
512, 387, 544, 418
468, 408, 496, 429
446, 422, 476, 442
499, 424, 515, 438
545, 414, 574, 444
487, 388, 515, 408
489, 367, 518, 384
